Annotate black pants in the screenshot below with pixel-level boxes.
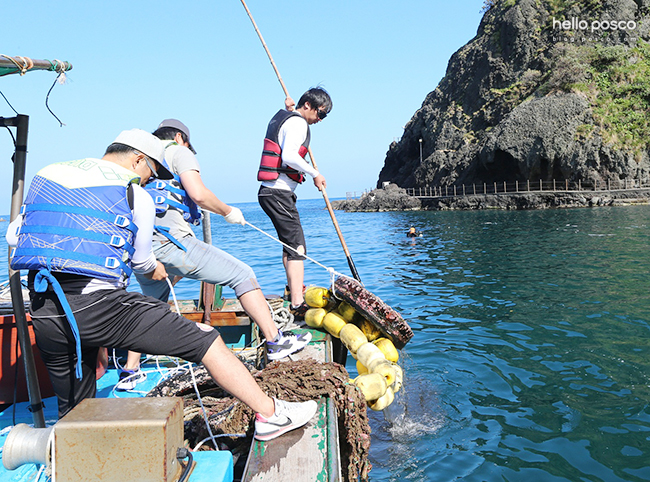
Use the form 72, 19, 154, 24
30, 288, 220, 418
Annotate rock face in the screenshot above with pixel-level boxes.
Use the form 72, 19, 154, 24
332, 184, 422, 212
377, 0, 650, 192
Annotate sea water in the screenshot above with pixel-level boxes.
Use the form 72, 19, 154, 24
2, 200, 649, 481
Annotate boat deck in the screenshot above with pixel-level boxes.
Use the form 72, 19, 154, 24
0, 365, 235, 482
0, 295, 342, 482
242, 329, 342, 482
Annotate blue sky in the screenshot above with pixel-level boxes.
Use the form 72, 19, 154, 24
1, 0, 485, 214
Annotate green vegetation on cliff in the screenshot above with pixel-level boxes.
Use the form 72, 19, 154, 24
550, 41, 650, 154
379, 0, 649, 191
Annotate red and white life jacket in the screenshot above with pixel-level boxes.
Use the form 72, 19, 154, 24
257, 109, 311, 184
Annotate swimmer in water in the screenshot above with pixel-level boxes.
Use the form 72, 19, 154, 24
407, 226, 422, 238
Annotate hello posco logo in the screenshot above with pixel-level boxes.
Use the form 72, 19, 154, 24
552, 17, 637, 32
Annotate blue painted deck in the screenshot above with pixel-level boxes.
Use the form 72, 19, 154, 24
0, 362, 234, 482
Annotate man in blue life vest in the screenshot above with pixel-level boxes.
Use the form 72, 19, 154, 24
6, 129, 317, 440
123, 119, 311, 386
258, 87, 332, 315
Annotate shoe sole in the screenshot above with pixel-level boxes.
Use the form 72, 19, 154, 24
267, 334, 313, 361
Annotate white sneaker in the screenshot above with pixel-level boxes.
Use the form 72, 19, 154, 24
116, 368, 146, 391
266, 330, 312, 361
254, 398, 318, 441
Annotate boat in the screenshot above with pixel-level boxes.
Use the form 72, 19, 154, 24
0, 54, 408, 482
0, 288, 358, 482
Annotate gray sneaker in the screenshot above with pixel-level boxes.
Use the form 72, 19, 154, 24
266, 330, 312, 361
254, 398, 318, 441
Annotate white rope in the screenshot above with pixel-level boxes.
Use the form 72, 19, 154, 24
166, 278, 220, 451
244, 219, 363, 303
245, 220, 345, 277
0, 54, 28, 75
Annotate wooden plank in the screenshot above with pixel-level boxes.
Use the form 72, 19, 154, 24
242, 397, 340, 482
181, 312, 251, 327
242, 330, 341, 481
167, 298, 252, 327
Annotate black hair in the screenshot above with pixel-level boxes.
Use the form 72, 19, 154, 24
104, 143, 138, 156
297, 87, 332, 113
152, 126, 189, 144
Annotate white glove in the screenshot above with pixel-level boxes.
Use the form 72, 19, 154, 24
224, 206, 246, 225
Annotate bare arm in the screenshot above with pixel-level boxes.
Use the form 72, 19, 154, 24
180, 169, 232, 216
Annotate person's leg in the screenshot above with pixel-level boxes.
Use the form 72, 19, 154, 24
31, 291, 105, 417
167, 236, 278, 335
285, 255, 305, 308
200, 336, 274, 416
237, 289, 277, 340
230, 261, 311, 359
258, 187, 307, 310
104, 290, 317, 439
146, 235, 309, 360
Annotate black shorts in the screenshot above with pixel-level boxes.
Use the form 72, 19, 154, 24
30, 287, 220, 417
258, 186, 306, 261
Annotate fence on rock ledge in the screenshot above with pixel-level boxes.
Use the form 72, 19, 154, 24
405, 179, 650, 198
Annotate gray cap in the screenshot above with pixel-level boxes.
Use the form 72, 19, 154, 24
157, 118, 196, 154
112, 128, 174, 180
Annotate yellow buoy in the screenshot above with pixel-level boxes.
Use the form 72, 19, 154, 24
356, 359, 368, 375
339, 323, 368, 354
354, 373, 387, 401
358, 318, 382, 342
371, 360, 397, 387
373, 337, 399, 363
392, 363, 403, 393
337, 301, 357, 322
304, 308, 327, 328
369, 387, 395, 411
304, 286, 331, 308
322, 311, 347, 338
356, 342, 386, 371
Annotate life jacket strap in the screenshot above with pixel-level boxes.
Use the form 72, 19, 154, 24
34, 265, 84, 380
19, 225, 136, 257
17, 248, 133, 279
154, 226, 188, 252
24, 204, 138, 236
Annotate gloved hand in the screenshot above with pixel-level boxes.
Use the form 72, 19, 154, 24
224, 206, 246, 225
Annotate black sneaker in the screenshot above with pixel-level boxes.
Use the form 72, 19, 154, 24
116, 368, 146, 391
290, 301, 310, 319
266, 330, 312, 360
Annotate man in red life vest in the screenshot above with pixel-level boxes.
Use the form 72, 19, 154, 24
257, 87, 332, 315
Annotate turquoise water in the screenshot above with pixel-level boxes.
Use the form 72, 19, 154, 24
2, 200, 649, 481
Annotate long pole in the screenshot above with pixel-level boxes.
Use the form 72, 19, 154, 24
3, 114, 46, 428
240, 0, 361, 283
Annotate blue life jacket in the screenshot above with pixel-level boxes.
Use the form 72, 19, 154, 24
11, 158, 140, 379
144, 143, 202, 226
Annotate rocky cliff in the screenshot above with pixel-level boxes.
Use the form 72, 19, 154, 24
377, 0, 650, 191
